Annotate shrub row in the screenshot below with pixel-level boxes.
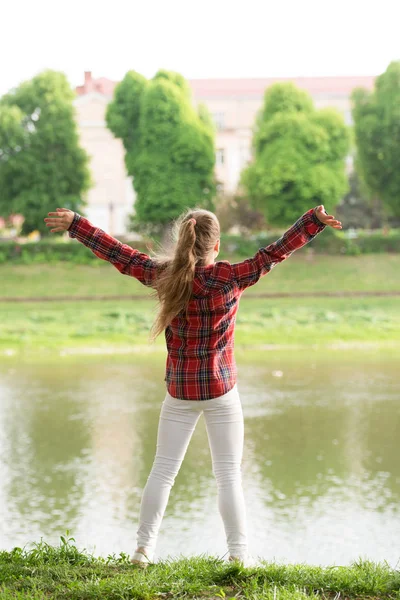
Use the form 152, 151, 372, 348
0, 238, 150, 265
221, 227, 400, 257
0, 228, 399, 264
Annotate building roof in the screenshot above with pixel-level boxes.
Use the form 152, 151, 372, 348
76, 72, 376, 99
76, 73, 118, 97
189, 75, 376, 97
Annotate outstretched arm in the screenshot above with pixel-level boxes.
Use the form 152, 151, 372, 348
44, 208, 157, 288
231, 205, 341, 290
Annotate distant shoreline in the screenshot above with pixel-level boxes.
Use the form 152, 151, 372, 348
2, 341, 400, 359
1, 290, 400, 302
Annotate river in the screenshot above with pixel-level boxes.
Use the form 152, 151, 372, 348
0, 348, 399, 566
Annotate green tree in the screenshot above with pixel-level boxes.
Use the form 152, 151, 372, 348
335, 170, 383, 229
106, 69, 215, 235
241, 83, 350, 226
352, 61, 400, 219
0, 105, 30, 160
0, 70, 91, 235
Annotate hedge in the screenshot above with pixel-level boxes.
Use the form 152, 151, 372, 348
221, 227, 400, 257
0, 238, 150, 265
0, 229, 400, 265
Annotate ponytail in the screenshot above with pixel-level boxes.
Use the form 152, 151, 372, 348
150, 209, 220, 341
150, 219, 197, 340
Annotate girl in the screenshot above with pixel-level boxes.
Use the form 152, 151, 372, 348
44, 204, 341, 566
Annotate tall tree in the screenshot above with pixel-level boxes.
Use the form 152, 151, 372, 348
106, 69, 215, 235
0, 70, 91, 235
241, 83, 350, 226
0, 105, 31, 161
352, 61, 400, 219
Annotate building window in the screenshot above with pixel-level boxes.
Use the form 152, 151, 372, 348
212, 112, 225, 130
216, 148, 225, 166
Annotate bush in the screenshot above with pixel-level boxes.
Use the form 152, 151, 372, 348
220, 233, 278, 257
0, 238, 150, 265
355, 230, 400, 253
221, 227, 400, 257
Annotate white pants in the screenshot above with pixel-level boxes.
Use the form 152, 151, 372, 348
136, 383, 248, 559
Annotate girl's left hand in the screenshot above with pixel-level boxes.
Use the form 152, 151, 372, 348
314, 205, 342, 229
44, 208, 75, 233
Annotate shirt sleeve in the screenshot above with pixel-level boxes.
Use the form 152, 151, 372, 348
67, 213, 157, 288
231, 207, 326, 290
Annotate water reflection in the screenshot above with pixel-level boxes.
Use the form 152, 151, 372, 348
0, 350, 399, 566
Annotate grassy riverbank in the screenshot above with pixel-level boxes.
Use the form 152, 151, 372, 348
1, 296, 400, 356
1, 254, 400, 298
1, 254, 400, 355
1, 537, 399, 599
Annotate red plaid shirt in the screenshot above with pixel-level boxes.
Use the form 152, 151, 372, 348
68, 208, 325, 400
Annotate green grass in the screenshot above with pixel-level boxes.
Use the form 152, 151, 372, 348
1, 254, 400, 299
1, 296, 400, 356
1, 254, 400, 356
1, 535, 399, 599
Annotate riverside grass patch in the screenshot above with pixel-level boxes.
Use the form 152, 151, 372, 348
0, 534, 400, 599
1, 254, 400, 299
1, 297, 400, 355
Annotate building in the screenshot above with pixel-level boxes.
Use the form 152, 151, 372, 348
75, 73, 134, 235
75, 72, 375, 234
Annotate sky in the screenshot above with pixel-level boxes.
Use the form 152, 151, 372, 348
3, 0, 400, 96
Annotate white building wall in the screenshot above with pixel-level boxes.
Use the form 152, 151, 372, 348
74, 93, 136, 235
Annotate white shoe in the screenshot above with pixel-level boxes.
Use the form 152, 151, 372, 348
229, 554, 259, 568
130, 549, 153, 567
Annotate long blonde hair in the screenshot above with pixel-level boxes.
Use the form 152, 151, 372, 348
150, 208, 220, 340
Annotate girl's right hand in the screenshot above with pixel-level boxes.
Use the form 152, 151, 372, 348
314, 205, 342, 229
44, 208, 75, 233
